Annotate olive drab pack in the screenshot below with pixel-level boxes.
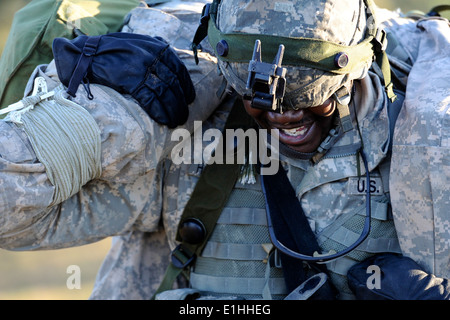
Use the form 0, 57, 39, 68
0, 0, 140, 110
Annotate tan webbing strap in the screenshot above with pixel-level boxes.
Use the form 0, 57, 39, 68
152, 98, 253, 299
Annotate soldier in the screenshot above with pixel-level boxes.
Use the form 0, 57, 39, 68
0, 0, 449, 300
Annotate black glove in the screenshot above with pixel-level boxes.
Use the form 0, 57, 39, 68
53, 32, 195, 128
347, 253, 450, 300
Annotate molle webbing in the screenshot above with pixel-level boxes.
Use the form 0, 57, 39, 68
189, 183, 288, 299
153, 98, 254, 298
318, 201, 401, 299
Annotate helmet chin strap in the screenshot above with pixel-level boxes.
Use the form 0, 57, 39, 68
310, 115, 342, 163
251, 83, 355, 163
309, 84, 355, 163
267, 116, 342, 164
333, 85, 354, 133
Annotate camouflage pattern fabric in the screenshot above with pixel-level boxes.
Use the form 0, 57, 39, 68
385, 17, 450, 279
0, 1, 448, 299
215, 0, 370, 108
0, 0, 228, 298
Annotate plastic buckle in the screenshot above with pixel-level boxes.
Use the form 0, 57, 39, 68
171, 244, 195, 269
274, 249, 283, 268
373, 28, 387, 53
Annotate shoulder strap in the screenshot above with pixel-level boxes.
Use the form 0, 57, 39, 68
154, 161, 241, 298
152, 96, 252, 299
261, 165, 337, 299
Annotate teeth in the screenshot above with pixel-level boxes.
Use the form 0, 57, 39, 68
282, 126, 307, 137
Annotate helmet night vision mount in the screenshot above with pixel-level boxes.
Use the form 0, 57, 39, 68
191, 0, 397, 108
245, 40, 287, 113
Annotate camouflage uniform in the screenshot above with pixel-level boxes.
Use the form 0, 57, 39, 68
0, 1, 448, 299
382, 14, 450, 279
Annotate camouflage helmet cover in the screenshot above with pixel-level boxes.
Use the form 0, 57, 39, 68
215, 0, 372, 108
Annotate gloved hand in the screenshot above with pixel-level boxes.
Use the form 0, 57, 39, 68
53, 32, 195, 128
347, 253, 450, 300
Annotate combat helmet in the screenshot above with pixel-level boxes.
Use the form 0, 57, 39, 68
192, 0, 396, 134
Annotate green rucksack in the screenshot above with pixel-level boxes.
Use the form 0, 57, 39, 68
0, 0, 140, 110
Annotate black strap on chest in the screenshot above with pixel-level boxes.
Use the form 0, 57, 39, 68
153, 95, 338, 299
261, 165, 337, 299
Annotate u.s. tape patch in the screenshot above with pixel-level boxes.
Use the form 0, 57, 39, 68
347, 177, 384, 195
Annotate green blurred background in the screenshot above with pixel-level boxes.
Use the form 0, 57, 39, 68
0, 0, 448, 300
1, 0, 449, 53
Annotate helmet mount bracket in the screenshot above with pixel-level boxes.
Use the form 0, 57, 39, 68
246, 40, 287, 113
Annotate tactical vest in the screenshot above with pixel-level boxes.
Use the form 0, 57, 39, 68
153, 1, 440, 300
186, 160, 401, 300
189, 174, 287, 299
315, 163, 402, 299
154, 78, 406, 299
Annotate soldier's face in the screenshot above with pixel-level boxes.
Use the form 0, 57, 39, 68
243, 98, 336, 153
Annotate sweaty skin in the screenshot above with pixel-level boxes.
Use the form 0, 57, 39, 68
243, 98, 336, 153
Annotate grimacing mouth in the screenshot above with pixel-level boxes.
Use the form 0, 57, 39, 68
266, 118, 314, 136
281, 126, 309, 137
243, 97, 336, 152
